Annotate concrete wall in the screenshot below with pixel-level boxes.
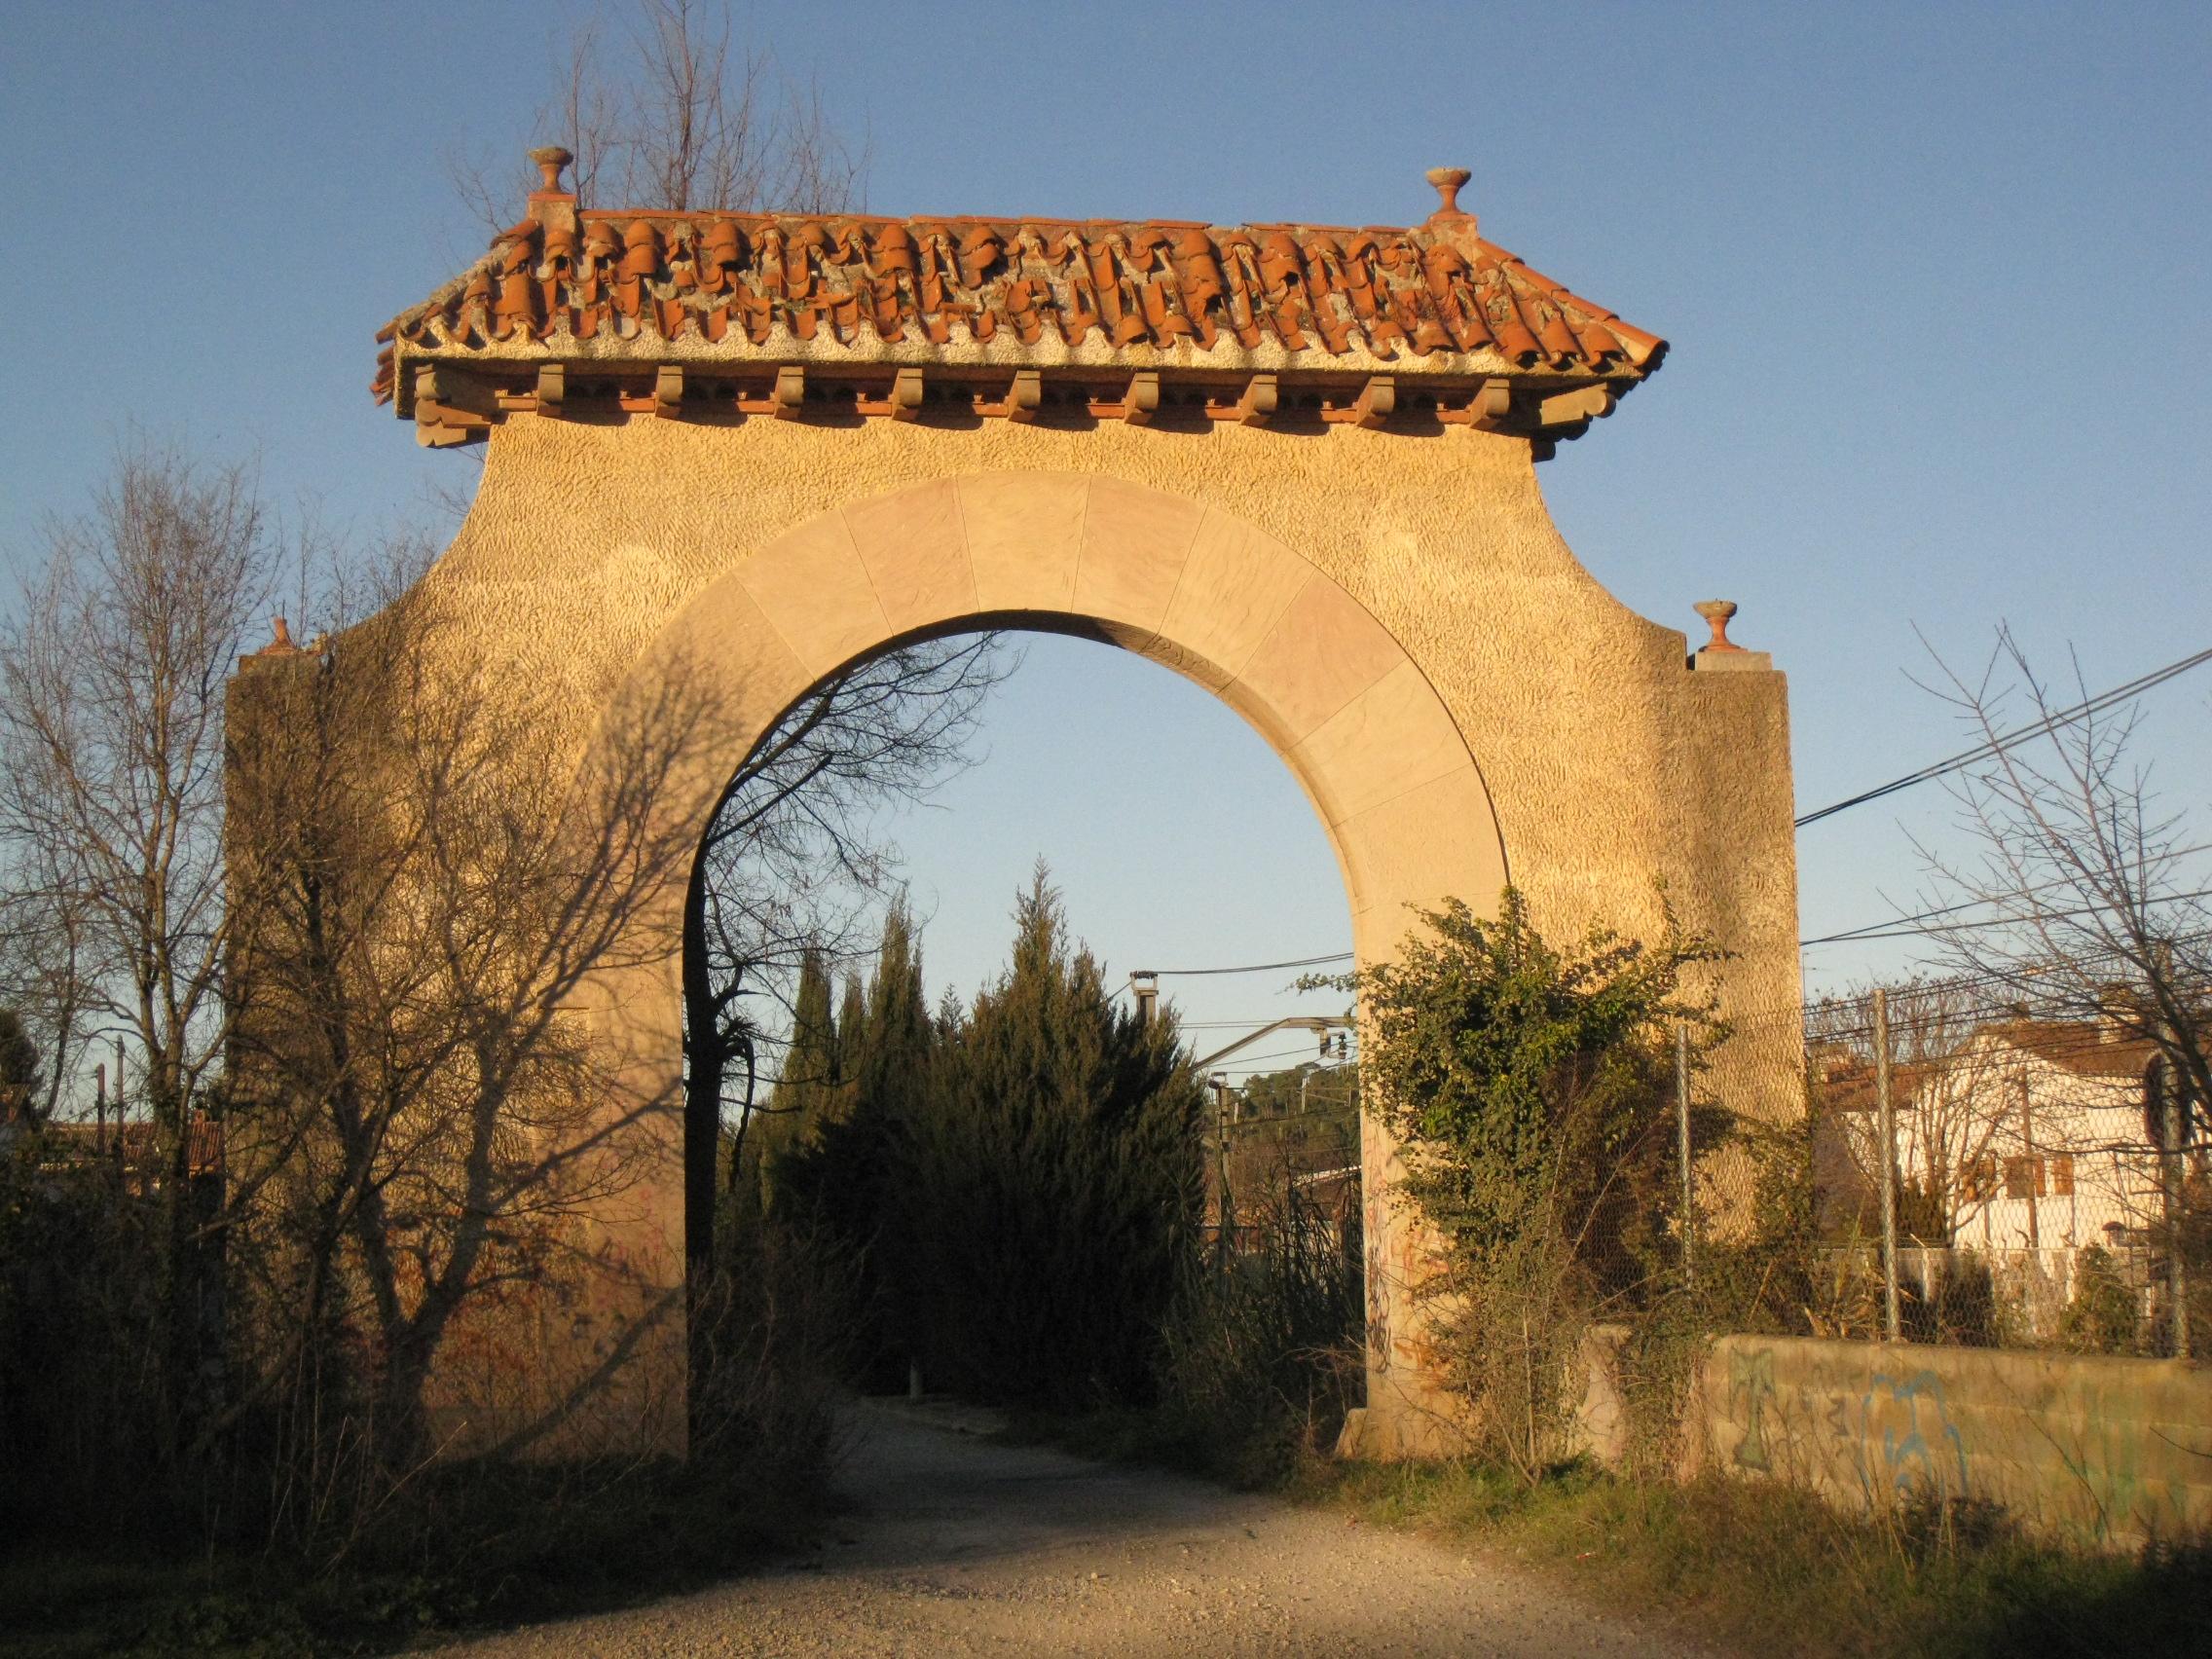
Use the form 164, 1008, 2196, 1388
367, 409, 1800, 1456
1684, 1333, 2212, 1547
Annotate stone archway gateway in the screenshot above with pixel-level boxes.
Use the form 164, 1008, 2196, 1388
349, 155, 1800, 1456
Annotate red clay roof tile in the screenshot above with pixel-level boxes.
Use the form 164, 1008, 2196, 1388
373, 197, 1666, 405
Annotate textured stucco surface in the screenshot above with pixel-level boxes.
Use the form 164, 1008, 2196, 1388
397, 411, 1801, 1453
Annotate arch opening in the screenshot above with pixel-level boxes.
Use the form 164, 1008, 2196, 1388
682, 626, 1374, 1414
576, 472, 1512, 1443
611, 472, 1510, 960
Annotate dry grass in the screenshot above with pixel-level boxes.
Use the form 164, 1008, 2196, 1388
0, 1453, 833, 1657
1293, 1456, 2208, 1658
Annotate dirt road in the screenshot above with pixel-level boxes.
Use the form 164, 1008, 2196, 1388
450, 1400, 1703, 1657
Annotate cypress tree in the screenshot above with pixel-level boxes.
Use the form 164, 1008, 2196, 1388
907, 866, 1204, 1408
776, 903, 938, 1386
834, 973, 866, 1096
751, 948, 839, 1208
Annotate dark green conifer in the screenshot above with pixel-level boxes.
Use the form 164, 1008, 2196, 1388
906, 866, 1204, 1408
751, 948, 839, 1207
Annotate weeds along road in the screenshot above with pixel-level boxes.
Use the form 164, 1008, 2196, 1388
449, 1398, 1706, 1658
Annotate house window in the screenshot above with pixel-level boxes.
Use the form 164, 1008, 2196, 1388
2047, 1154, 2075, 1197
2003, 1155, 2045, 1201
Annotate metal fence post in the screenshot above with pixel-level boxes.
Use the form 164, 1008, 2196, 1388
2163, 1075, 2191, 1359
1874, 987, 1901, 1343
1676, 1021, 1696, 1286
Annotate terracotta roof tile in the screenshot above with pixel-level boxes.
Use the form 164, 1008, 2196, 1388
374, 198, 1665, 405
40, 1117, 223, 1178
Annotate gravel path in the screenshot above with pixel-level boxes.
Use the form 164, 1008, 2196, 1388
449, 1399, 1706, 1658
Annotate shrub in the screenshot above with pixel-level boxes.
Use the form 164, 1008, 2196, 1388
2057, 1245, 2139, 1355
0, 1134, 179, 1540
1157, 1168, 1364, 1483
1353, 889, 1722, 1476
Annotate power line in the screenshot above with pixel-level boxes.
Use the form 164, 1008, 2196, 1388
1209, 1044, 1354, 1073
1736, 925, 2212, 1030
1803, 884, 2212, 947
1800, 843, 2212, 947
1135, 951, 1353, 977
1794, 644, 2212, 829
1180, 1015, 1353, 1030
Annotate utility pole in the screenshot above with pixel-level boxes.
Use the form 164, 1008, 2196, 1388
1209, 1072, 1235, 1276
1129, 972, 1159, 1028
2153, 1052, 2191, 1360
1874, 988, 1901, 1343
1676, 1022, 1696, 1285
2018, 1069, 2041, 1251
2149, 950, 2191, 1359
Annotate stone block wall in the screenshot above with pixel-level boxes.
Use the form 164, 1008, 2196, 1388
1683, 1333, 2212, 1548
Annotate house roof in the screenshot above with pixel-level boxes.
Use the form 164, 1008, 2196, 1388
1979, 1019, 2159, 1080
1814, 1052, 1936, 1114
37, 1117, 223, 1177
375, 161, 1665, 414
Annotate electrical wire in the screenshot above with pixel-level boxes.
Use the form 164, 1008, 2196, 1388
1179, 1016, 1351, 1030
1135, 950, 1352, 977
1794, 644, 2212, 829
1803, 886, 2212, 946
1798, 843, 2212, 947
1203, 1042, 1351, 1073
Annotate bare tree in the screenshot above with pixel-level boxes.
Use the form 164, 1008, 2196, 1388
0, 444, 276, 1130
0, 440, 289, 1467
682, 635, 1008, 1267
1808, 977, 2017, 1239
224, 571, 738, 1478
449, 0, 866, 231
1912, 628, 2210, 1129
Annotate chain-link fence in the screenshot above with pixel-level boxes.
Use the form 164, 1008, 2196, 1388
1201, 985, 2206, 1365
1677, 983, 2207, 1358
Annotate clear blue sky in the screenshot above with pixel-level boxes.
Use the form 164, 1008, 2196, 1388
5, 2, 2208, 1053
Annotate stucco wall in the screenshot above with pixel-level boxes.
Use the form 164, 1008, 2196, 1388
392, 410, 1800, 1454
433, 414, 1793, 976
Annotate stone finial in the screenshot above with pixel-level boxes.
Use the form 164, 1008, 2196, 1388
259, 615, 301, 656
1693, 599, 1744, 652
1425, 166, 1473, 222
530, 146, 574, 195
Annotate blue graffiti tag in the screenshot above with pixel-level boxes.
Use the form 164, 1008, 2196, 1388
1861, 1368, 1970, 1503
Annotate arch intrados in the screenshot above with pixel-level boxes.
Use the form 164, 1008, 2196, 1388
603, 472, 1510, 933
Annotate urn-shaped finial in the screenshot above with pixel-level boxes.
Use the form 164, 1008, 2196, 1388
1424, 166, 1473, 224
530, 146, 574, 194
1693, 599, 1744, 652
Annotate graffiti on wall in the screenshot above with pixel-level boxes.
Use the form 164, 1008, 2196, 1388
1859, 1368, 1970, 1504
1713, 1340, 2212, 1545
1728, 1346, 1774, 1471
1724, 1346, 1971, 1501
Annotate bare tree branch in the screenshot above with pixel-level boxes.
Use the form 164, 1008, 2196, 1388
1906, 628, 2210, 1127
447, 0, 866, 232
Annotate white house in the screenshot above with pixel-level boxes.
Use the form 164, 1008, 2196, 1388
1899, 1018, 2164, 1254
